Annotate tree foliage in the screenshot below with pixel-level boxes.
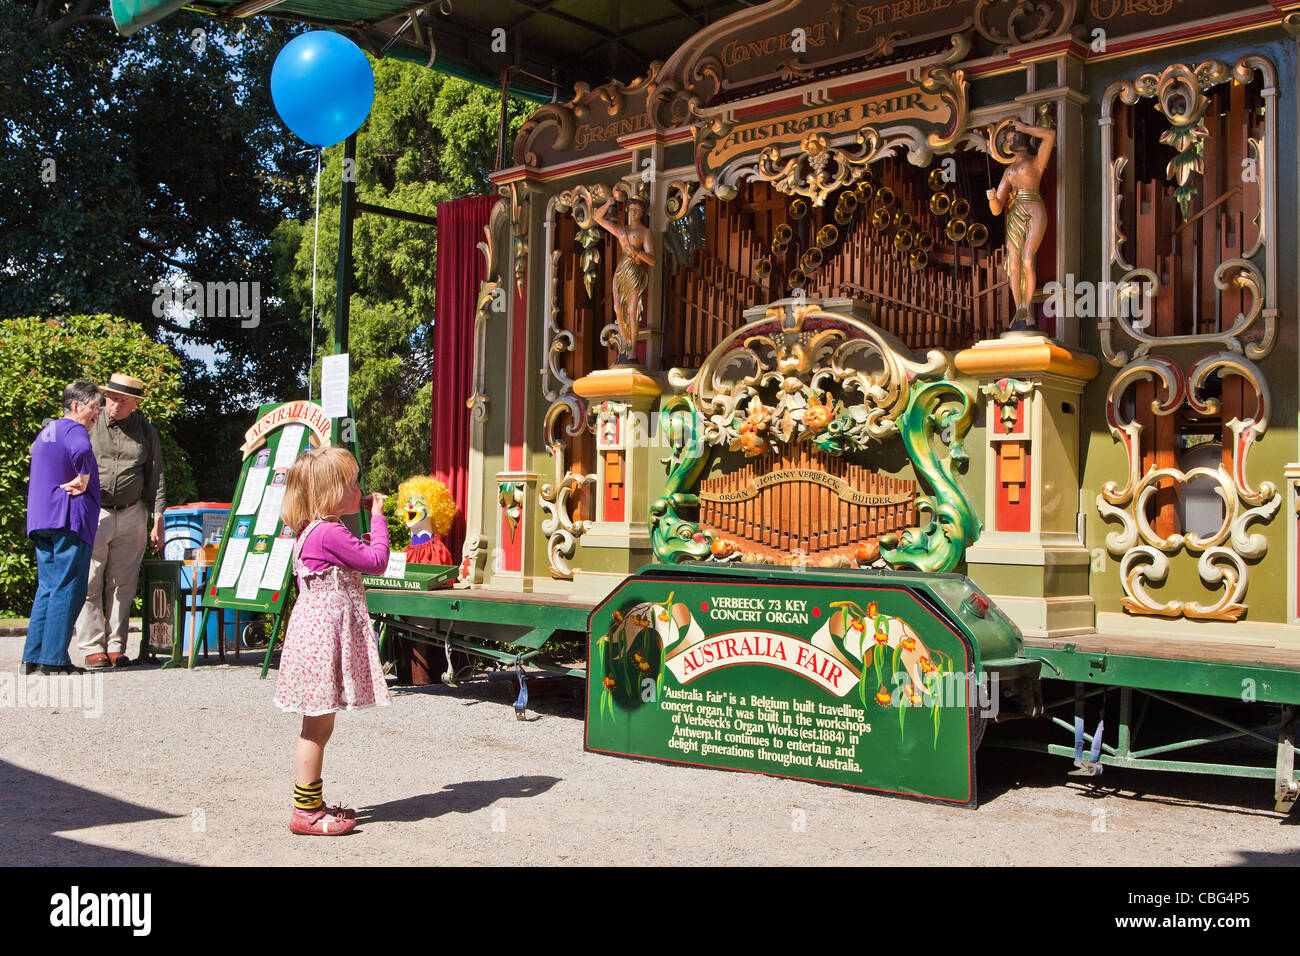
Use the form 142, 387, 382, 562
0, 3, 316, 498
0, 313, 193, 613
2, 3, 531, 515
282, 60, 529, 493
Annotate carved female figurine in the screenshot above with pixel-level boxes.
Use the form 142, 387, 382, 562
593, 194, 655, 364
986, 118, 1055, 329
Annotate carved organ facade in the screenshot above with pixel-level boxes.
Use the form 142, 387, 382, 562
462, 0, 1300, 645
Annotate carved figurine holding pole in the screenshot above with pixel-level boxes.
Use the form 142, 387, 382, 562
592, 188, 656, 365
986, 115, 1055, 331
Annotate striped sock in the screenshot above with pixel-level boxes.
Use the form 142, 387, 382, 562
294, 779, 324, 811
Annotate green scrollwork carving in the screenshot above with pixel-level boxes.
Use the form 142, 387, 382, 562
879, 380, 981, 573
650, 394, 715, 562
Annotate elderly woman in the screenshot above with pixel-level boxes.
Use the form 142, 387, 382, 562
22, 381, 103, 675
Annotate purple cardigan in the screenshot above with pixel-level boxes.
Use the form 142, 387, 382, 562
297, 519, 390, 575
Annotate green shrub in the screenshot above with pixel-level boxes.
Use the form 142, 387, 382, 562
0, 314, 194, 613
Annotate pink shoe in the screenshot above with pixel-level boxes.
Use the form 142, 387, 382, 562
324, 803, 356, 820
290, 806, 356, 836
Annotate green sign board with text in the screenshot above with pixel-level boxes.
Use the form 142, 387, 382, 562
586, 565, 1022, 807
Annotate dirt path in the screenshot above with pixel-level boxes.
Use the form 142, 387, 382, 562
1, 635, 1297, 866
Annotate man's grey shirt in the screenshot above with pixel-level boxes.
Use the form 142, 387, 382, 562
90, 411, 166, 514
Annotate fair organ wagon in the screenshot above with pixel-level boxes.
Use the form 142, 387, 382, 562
123, 0, 1300, 808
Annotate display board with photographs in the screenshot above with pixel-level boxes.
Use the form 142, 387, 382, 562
203, 401, 331, 615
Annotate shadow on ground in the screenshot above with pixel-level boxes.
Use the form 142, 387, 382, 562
0, 760, 191, 866
357, 775, 562, 824
389, 674, 584, 720
978, 729, 1286, 819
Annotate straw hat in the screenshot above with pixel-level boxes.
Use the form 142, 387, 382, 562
100, 373, 145, 398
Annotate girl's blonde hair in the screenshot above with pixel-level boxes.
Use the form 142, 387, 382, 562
280, 445, 359, 533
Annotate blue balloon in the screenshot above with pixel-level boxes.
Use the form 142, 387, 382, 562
271, 31, 374, 148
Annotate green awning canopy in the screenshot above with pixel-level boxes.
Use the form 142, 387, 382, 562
112, 0, 752, 101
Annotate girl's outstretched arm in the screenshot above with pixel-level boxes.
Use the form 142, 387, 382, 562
306, 520, 391, 574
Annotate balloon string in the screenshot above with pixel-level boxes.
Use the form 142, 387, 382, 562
308, 147, 322, 402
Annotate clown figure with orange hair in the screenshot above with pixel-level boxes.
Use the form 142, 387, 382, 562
395, 475, 457, 566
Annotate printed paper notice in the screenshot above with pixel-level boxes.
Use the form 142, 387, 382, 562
253, 484, 286, 537
382, 550, 407, 579
216, 537, 250, 588
261, 536, 295, 590
273, 425, 304, 468
236, 553, 269, 600
235, 467, 269, 515
321, 352, 350, 418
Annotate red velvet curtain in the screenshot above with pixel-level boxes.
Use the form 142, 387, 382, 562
431, 193, 500, 562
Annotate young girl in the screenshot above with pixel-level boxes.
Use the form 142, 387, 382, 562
275, 445, 390, 836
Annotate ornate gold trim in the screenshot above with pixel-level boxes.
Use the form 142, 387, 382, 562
756, 129, 879, 207
972, 0, 1078, 46
1098, 351, 1280, 622
540, 397, 595, 580
1099, 54, 1277, 367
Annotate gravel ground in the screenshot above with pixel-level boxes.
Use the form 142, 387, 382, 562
2, 633, 1298, 866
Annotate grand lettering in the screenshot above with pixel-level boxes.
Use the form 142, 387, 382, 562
573, 113, 649, 150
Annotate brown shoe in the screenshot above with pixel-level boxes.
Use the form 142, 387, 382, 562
84, 653, 110, 669
108, 652, 131, 668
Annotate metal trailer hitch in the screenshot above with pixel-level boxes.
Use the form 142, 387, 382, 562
1069, 681, 1105, 777
513, 656, 529, 720
1277, 706, 1298, 813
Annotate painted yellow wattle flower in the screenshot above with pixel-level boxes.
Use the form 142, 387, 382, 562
873, 628, 889, 645
902, 637, 916, 652
611, 610, 624, 625
909, 690, 923, 706
602, 676, 616, 690
919, 657, 936, 674
874, 687, 892, 707
638, 660, 651, 673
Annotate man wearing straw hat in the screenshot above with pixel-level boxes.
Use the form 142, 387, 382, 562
74, 373, 167, 668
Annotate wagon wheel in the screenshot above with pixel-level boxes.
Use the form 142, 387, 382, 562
242, 621, 270, 649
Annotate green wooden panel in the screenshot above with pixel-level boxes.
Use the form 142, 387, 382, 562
364, 590, 592, 632
1033, 645, 1300, 705
585, 564, 1022, 807
360, 565, 457, 591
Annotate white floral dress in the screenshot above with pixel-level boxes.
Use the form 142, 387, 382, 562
274, 520, 391, 716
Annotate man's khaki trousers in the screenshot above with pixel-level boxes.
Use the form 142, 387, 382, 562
75, 502, 148, 657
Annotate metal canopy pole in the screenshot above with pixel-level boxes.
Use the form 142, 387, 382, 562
332, 133, 364, 535
495, 67, 512, 170
333, 133, 358, 372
